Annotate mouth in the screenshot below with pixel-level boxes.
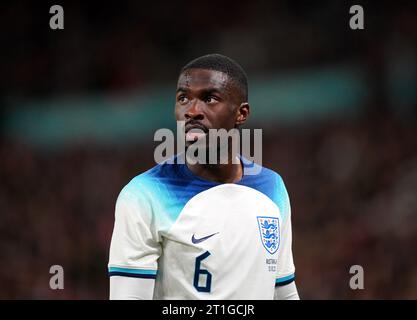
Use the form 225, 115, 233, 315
185, 124, 208, 142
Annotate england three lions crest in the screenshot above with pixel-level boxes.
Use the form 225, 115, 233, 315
257, 216, 280, 254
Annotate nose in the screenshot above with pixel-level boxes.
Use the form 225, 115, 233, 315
185, 99, 204, 121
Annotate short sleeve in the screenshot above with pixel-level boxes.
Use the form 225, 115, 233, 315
108, 183, 161, 279
275, 175, 296, 286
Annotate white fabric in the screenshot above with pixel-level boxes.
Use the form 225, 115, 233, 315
110, 277, 300, 300
274, 281, 300, 300
108, 163, 296, 299
108, 188, 160, 272
110, 276, 155, 300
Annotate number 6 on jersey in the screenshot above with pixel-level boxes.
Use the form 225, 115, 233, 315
193, 251, 212, 292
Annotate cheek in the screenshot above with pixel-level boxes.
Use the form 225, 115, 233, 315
174, 106, 184, 120
212, 108, 237, 129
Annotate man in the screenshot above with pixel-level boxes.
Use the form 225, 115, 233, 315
108, 54, 299, 299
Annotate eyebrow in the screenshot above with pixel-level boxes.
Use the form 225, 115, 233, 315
176, 87, 224, 95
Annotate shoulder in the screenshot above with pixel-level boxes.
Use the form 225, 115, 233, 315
241, 157, 283, 183
242, 158, 287, 191
242, 159, 291, 220
261, 166, 289, 200
262, 166, 291, 219
260, 166, 290, 206
119, 161, 175, 196
117, 156, 187, 209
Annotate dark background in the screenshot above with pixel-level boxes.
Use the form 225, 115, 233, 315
1, 1, 416, 299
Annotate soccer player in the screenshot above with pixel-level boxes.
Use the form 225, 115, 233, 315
108, 54, 299, 300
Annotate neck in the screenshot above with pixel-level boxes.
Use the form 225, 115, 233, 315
186, 151, 243, 183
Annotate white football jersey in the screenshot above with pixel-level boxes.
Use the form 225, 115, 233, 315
108, 155, 295, 299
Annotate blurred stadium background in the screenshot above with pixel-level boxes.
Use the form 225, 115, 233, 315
1, 1, 416, 299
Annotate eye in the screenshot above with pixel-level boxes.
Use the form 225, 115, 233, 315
205, 96, 218, 104
177, 95, 189, 104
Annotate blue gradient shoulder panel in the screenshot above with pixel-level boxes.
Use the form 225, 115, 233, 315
121, 155, 291, 231
237, 160, 291, 221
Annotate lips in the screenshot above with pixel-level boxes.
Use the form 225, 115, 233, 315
185, 123, 208, 133
185, 123, 208, 142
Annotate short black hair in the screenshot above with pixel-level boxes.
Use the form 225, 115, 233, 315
180, 53, 248, 101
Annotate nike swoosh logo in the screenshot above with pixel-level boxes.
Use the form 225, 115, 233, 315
191, 232, 219, 244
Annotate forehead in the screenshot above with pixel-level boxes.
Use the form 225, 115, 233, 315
177, 68, 230, 92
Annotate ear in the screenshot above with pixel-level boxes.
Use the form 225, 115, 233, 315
235, 102, 250, 126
